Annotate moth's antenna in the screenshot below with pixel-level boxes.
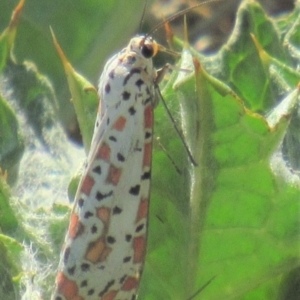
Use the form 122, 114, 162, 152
139, 0, 149, 33
156, 137, 183, 174
146, 0, 222, 37
186, 276, 217, 300
157, 87, 198, 166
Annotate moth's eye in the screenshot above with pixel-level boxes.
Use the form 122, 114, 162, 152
141, 44, 154, 58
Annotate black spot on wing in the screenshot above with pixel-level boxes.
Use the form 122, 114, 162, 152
145, 131, 152, 139
63, 247, 70, 264
96, 191, 113, 201
98, 280, 115, 297
136, 79, 144, 89
78, 198, 84, 208
67, 266, 75, 276
122, 91, 131, 100
144, 97, 151, 105
131, 294, 137, 300
123, 256, 131, 263
109, 70, 115, 79
141, 170, 151, 180
105, 83, 111, 93
117, 152, 125, 162
129, 106, 136, 115
109, 136, 117, 142
129, 184, 140, 195
113, 206, 123, 214
136, 224, 144, 233
81, 263, 90, 272
125, 234, 132, 242
91, 225, 97, 234
93, 165, 101, 174
123, 68, 141, 85
88, 289, 95, 296
84, 211, 94, 219
107, 236, 116, 244
119, 275, 127, 284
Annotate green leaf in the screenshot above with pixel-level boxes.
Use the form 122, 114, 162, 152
1, 0, 300, 300
51, 29, 98, 153
0, 237, 23, 300
220, 0, 289, 112
0, 0, 24, 72
0, 175, 19, 233
1, 0, 147, 128
0, 94, 24, 184
139, 2, 300, 300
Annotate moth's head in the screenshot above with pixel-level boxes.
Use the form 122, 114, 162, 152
128, 35, 161, 59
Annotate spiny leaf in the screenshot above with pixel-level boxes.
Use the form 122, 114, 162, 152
139, 1, 300, 300
51, 29, 98, 154
0, 0, 25, 72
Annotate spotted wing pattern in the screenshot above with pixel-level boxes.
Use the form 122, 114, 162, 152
52, 36, 160, 300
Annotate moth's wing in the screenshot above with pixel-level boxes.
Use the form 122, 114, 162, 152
57, 100, 152, 299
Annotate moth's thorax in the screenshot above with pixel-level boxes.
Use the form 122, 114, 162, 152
98, 35, 158, 114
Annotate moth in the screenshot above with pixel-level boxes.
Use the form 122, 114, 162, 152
51, 1, 217, 299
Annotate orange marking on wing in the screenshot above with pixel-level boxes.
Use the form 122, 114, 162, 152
85, 238, 112, 263
113, 116, 127, 131
133, 236, 146, 263
68, 214, 78, 239
144, 105, 153, 128
121, 276, 139, 291
136, 199, 148, 222
97, 143, 111, 161
56, 272, 83, 300
68, 214, 84, 239
81, 175, 94, 195
106, 164, 122, 185
102, 290, 118, 300
143, 142, 152, 167
97, 207, 111, 224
